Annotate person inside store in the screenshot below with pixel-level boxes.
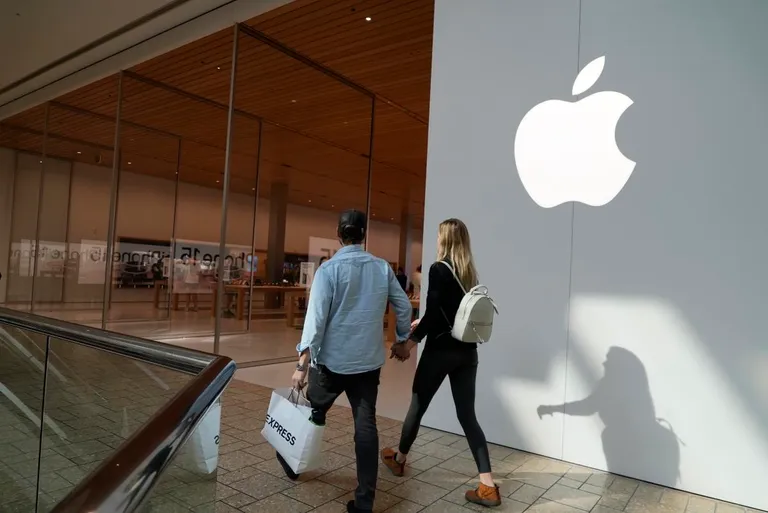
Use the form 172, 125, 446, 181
283, 209, 413, 513
383, 218, 502, 508
151, 257, 165, 281
182, 256, 200, 311
410, 264, 422, 298
396, 267, 408, 291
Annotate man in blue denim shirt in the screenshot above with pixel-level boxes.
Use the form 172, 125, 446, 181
280, 209, 412, 513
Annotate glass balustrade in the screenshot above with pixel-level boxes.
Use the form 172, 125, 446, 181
0, 310, 230, 512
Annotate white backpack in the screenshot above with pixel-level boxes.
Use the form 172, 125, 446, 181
439, 261, 498, 343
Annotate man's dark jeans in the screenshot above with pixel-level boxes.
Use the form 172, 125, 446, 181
308, 365, 381, 511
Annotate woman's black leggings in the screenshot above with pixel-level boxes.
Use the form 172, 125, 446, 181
399, 347, 492, 474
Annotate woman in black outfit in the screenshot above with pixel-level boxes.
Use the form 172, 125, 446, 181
381, 218, 501, 508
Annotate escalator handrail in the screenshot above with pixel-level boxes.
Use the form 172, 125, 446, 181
0, 307, 214, 373
0, 307, 236, 513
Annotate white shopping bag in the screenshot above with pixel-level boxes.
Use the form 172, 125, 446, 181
188, 399, 222, 474
261, 388, 324, 474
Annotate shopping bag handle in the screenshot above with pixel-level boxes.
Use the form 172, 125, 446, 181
288, 387, 307, 406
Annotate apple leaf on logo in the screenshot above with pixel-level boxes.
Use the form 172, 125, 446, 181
572, 56, 606, 96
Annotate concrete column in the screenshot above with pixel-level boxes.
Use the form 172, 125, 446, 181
265, 182, 288, 308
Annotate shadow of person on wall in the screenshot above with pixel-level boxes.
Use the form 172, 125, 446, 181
537, 346, 681, 486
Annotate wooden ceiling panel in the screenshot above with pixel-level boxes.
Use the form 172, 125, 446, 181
47, 105, 116, 150
130, 30, 234, 102
120, 76, 229, 149
249, 0, 433, 117
0, 124, 44, 156
1, 104, 47, 135
54, 75, 120, 117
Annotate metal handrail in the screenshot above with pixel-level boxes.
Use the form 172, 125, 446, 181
0, 307, 236, 512
0, 308, 214, 374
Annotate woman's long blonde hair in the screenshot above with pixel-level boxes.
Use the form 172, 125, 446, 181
436, 218, 478, 291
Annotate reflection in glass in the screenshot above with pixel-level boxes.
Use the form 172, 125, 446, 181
218, 26, 374, 364
0, 105, 47, 311
107, 107, 180, 331
37, 97, 118, 325
366, 102, 427, 307
0, 326, 46, 510
141, 400, 221, 512
37, 337, 192, 511
216, 112, 261, 338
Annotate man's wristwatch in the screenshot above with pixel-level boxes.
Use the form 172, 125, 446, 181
296, 362, 307, 372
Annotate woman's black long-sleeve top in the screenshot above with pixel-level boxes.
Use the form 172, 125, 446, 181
410, 260, 477, 351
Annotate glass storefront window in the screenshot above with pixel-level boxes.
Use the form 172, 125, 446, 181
0, 22, 424, 367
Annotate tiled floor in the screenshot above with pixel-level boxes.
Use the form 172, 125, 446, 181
204, 380, 766, 513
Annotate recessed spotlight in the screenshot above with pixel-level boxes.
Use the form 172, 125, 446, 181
390, 217, 394, 221
365, 16, 372, 21
216, 180, 220, 183
39, 160, 43, 164
127, 161, 132, 165
291, 99, 297, 103
216, 66, 221, 70
76, 151, 82, 155
331, 204, 335, 208
308, 199, 312, 203
252, 187, 255, 191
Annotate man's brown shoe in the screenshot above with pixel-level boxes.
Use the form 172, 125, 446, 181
380, 447, 405, 477
465, 483, 502, 507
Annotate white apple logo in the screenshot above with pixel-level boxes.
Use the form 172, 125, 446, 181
514, 56, 635, 208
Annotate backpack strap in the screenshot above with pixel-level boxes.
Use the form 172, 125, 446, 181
439, 261, 466, 294
439, 262, 499, 314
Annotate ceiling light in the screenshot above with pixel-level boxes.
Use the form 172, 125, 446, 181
216, 180, 220, 183
308, 199, 312, 203
76, 151, 82, 155
291, 99, 297, 103
217, 66, 221, 70
365, 16, 372, 21
127, 161, 132, 165
39, 160, 43, 164
331, 204, 335, 208
252, 188, 255, 191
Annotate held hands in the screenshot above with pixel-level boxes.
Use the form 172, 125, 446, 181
390, 339, 417, 362
389, 317, 421, 362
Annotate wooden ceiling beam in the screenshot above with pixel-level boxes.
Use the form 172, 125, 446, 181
236, 23, 427, 126
0, 122, 113, 153
121, 70, 421, 178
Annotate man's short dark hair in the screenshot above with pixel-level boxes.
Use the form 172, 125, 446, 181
337, 209, 367, 245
